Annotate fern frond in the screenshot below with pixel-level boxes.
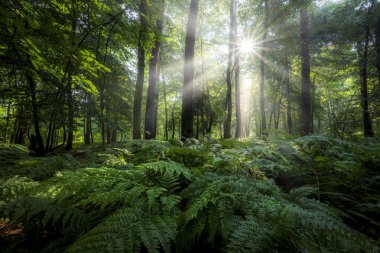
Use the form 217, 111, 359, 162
68, 207, 177, 253
0, 176, 38, 201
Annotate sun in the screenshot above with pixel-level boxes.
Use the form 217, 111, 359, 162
237, 38, 255, 55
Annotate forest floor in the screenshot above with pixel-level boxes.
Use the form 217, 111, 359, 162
0, 135, 379, 252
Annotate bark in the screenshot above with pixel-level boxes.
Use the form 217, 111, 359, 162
224, 0, 235, 139
25, 54, 44, 154
65, 14, 78, 151
145, 18, 163, 139
26, 70, 44, 154
65, 73, 74, 151
359, 25, 375, 137
285, 60, 292, 133
235, 50, 242, 138
182, 0, 200, 139
162, 66, 169, 140
84, 103, 91, 145
133, 0, 148, 139
111, 129, 117, 142
375, 17, 380, 91
259, 0, 269, 135
100, 91, 105, 144
300, 8, 312, 135
275, 96, 282, 129
3, 101, 11, 143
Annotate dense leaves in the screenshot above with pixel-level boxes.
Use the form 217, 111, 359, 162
1, 137, 379, 252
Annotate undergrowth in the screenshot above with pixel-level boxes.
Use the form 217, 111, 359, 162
0, 136, 379, 252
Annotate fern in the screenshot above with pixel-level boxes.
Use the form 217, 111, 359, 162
123, 140, 170, 164
178, 173, 379, 252
0, 176, 39, 202
0, 144, 29, 164
68, 207, 177, 253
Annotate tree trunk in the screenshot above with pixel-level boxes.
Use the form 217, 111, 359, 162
275, 97, 282, 129
234, 40, 242, 138
284, 59, 293, 133
300, 8, 312, 135
259, 0, 269, 136
182, 0, 199, 139
145, 18, 163, 139
133, 0, 148, 139
375, 17, 380, 91
111, 129, 117, 142
224, 0, 235, 139
84, 110, 91, 145
162, 65, 169, 140
359, 25, 375, 137
99, 91, 105, 144
65, 73, 74, 151
26, 59, 44, 154
3, 101, 11, 143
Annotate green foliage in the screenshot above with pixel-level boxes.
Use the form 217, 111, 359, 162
123, 140, 171, 164
166, 147, 213, 168
0, 138, 379, 252
179, 173, 377, 252
0, 144, 29, 164
0, 151, 77, 180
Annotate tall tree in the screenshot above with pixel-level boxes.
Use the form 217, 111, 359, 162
359, 23, 374, 137
133, 0, 148, 139
375, 16, 380, 91
224, 0, 236, 139
300, 8, 312, 135
145, 3, 164, 139
234, 1, 242, 139
259, 0, 269, 135
181, 0, 200, 139
284, 59, 293, 133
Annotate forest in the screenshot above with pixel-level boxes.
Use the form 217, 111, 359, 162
0, 0, 379, 252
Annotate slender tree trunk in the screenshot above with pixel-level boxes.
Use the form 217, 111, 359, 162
111, 129, 117, 142
4, 101, 11, 143
300, 8, 312, 135
224, 0, 235, 139
100, 92, 105, 144
50, 124, 56, 150
275, 96, 282, 129
359, 25, 375, 137
284, 59, 293, 133
65, 14, 78, 151
84, 98, 91, 145
375, 17, 380, 91
182, 0, 199, 139
259, 0, 269, 136
65, 73, 74, 151
85, 117, 91, 145
106, 106, 111, 144
311, 74, 316, 132
133, 0, 148, 139
26, 58, 44, 154
145, 18, 163, 139
172, 91, 179, 139
234, 25, 242, 138
162, 66, 169, 140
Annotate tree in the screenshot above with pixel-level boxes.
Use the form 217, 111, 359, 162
145, 1, 164, 140
234, 1, 242, 139
259, 0, 269, 136
224, 0, 236, 139
359, 18, 374, 137
182, 0, 200, 139
133, 0, 148, 139
300, 7, 312, 135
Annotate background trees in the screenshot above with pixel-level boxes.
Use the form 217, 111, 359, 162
0, 0, 378, 151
